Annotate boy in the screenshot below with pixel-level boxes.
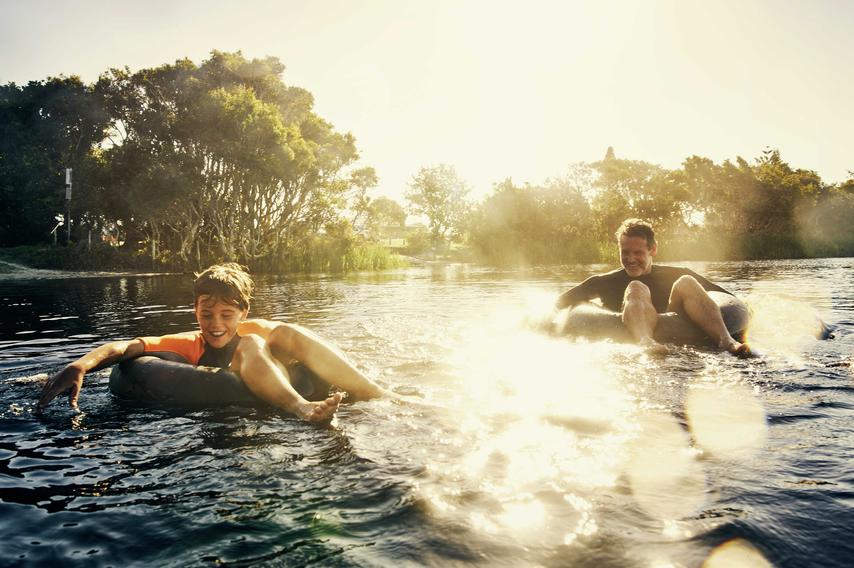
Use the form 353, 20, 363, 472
37, 263, 387, 422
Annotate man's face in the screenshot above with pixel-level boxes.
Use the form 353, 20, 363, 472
619, 235, 656, 277
194, 295, 248, 348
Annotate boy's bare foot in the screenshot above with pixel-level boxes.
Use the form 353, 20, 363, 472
640, 337, 671, 356
296, 392, 342, 422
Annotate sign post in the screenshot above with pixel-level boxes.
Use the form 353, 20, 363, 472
65, 168, 72, 244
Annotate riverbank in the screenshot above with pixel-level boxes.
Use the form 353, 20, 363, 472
0, 245, 147, 272
0, 242, 489, 275
0, 243, 412, 274
4, 240, 847, 275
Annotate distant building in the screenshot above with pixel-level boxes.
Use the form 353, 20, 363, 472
380, 237, 408, 249
377, 223, 427, 249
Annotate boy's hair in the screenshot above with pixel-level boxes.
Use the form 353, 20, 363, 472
193, 263, 254, 310
615, 218, 656, 249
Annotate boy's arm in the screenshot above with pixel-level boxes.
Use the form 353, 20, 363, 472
239, 319, 388, 400
37, 339, 145, 411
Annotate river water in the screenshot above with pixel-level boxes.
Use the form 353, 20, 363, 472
0, 259, 852, 567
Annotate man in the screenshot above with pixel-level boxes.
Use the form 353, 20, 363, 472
555, 219, 752, 356
37, 263, 389, 422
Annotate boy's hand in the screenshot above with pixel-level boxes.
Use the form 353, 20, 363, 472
38, 365, 85, 411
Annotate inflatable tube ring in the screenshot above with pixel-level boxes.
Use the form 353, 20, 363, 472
556, 290, 751, 347
109, 356, 329, 408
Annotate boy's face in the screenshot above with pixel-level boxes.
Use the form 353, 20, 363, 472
194, 295, 248, 349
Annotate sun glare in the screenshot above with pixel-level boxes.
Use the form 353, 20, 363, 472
411, 291, 775, 544
625, 413, 706, 522
686, 382, 767, 459
411, 298, 641, 544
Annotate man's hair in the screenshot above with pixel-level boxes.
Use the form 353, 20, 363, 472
615, 218, 656, 249
193, 263, 254, 310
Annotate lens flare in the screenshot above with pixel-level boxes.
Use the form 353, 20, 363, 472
626, 413, 706, 521
686, 383, 767, 458
743, 280, 831, 360
703, 539, 773, 568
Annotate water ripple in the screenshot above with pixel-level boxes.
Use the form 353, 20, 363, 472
0, 263, 852, 566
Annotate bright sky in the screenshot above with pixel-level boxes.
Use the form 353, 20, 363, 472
2, 0, 852, 202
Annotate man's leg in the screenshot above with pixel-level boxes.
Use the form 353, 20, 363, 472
231, 335, 341, 422
667, 276, 752, 357
622, 281, 668, 353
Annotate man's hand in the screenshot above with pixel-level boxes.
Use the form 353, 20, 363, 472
38, 364, 85, 411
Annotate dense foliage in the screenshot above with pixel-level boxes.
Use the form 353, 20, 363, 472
1, 51, 397, 271
469, 148, 854, 265
0, 76, 107, 245
405, 165, 471, 247
2, 54, 851, 271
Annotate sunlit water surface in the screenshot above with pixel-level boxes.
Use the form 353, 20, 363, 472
1, 259, 852, 567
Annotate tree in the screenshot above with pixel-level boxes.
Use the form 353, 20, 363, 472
405, 164, 470, 247
371, 197, 406, 228
677, 149, 835, 259
349, 167, 379, 228
470, 176, 596, 265
91, 51, 363, 267
591, 156, 690, 245
0, 77, 108, 245
603, 146, 616, 161
363, 196, 406, 240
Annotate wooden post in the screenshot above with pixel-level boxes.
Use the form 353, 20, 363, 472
65, 168, 72, 244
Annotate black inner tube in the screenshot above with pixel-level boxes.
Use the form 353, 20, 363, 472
109, 356, 330, 408
557, 290, 751, 346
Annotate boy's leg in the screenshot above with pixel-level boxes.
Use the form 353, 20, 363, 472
268, 324, 387, 400
231, 335, 341, 422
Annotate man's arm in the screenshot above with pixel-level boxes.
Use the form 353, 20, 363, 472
37, 339, 145, 411
555, 276, 598, 310
685, 268, 732, 295
239, 319, 387, 400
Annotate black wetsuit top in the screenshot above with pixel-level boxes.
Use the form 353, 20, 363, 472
198, 334, 241, 368
555, 265, 731, 313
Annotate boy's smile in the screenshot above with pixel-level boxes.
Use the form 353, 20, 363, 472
194, 295, 248, 348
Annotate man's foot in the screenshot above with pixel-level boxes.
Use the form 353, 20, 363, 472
722, 340, 757, 359
640, 337, 671, 356
296, 392, 342, 422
